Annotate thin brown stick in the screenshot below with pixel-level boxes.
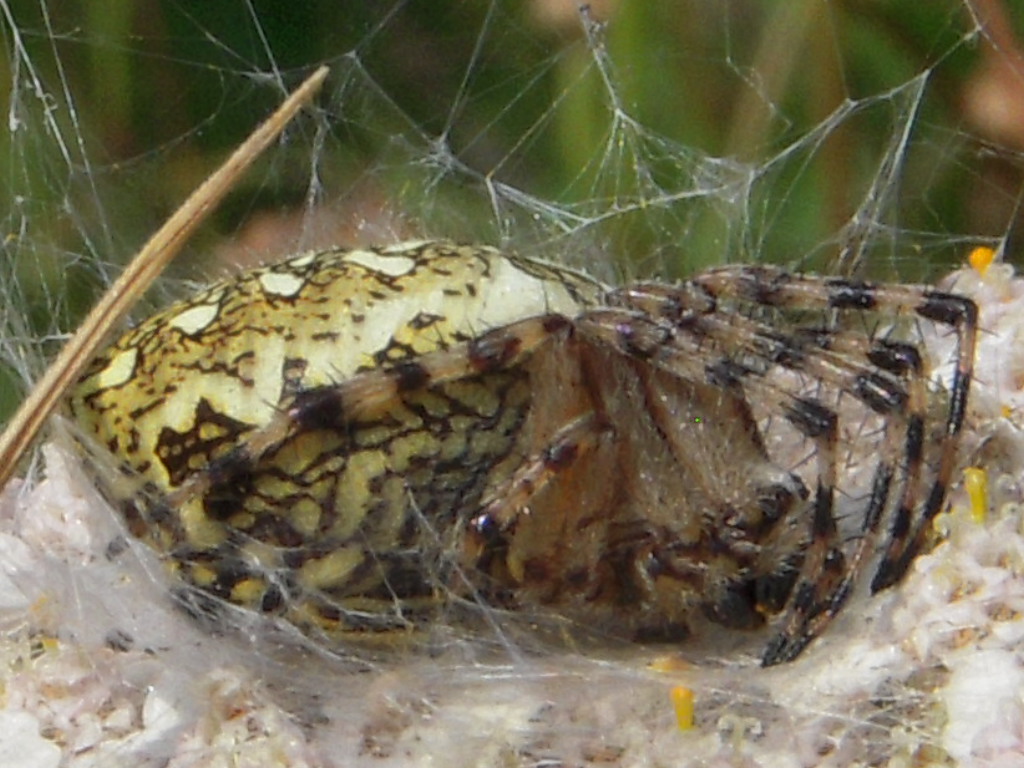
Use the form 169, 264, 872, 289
0, 65, 329, 491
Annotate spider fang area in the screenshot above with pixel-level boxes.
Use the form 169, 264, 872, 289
67, 240, 976, 666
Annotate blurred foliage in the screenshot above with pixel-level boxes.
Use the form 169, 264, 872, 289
1, 0, 1022, 425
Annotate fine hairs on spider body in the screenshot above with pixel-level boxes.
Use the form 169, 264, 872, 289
68, 240, 976, 666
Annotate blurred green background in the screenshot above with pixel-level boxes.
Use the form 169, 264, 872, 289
1, 0, 1022, 428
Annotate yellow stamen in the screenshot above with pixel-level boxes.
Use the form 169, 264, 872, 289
670, 686, 695, 731
964, 467, 989, 524
968, 246, 996, 276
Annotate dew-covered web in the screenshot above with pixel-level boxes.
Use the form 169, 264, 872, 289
3, 2, 1024, 766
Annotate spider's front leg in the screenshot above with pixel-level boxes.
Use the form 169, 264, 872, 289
694, 266, 978, 590
574, 301, 828, 640
694, 266, 977, 663
579, 271, 968, 665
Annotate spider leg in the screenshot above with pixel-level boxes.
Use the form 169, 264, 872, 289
672, 309, 934, 663
585, 270, 972, 664
869, 291, 977, 590
465, 411, 607, 571
691, 266, 976, 659
758, 336, 927, 664
160, 313, 575, 512
691, 266, 977, 591
797, 336, 927, 582
577, 307, 854, 647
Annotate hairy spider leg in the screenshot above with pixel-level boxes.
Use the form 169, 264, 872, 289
868, 292, 977, 590
772, 335, 929, 663
573, 304, 855, 645
469, 411, 607, 538
691, 266, 977, 661
158, 313, 576, 518
585, 270, 972, 664
692, 266, 977, 589
673, 305, 932, 663
456, 410, 615, 602
791, 335, 928, 594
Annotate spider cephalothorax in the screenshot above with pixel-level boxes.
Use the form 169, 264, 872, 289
69, 240, 976, 665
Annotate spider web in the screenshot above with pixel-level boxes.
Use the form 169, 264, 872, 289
1, 2, 1023, 766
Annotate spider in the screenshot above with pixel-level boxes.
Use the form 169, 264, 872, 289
67, 239, 976, 666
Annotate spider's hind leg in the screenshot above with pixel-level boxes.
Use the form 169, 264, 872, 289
161, 313, 577, 513
464, 411, 609, 574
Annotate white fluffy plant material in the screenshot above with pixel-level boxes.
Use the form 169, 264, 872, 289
2, 257, 1024, 767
